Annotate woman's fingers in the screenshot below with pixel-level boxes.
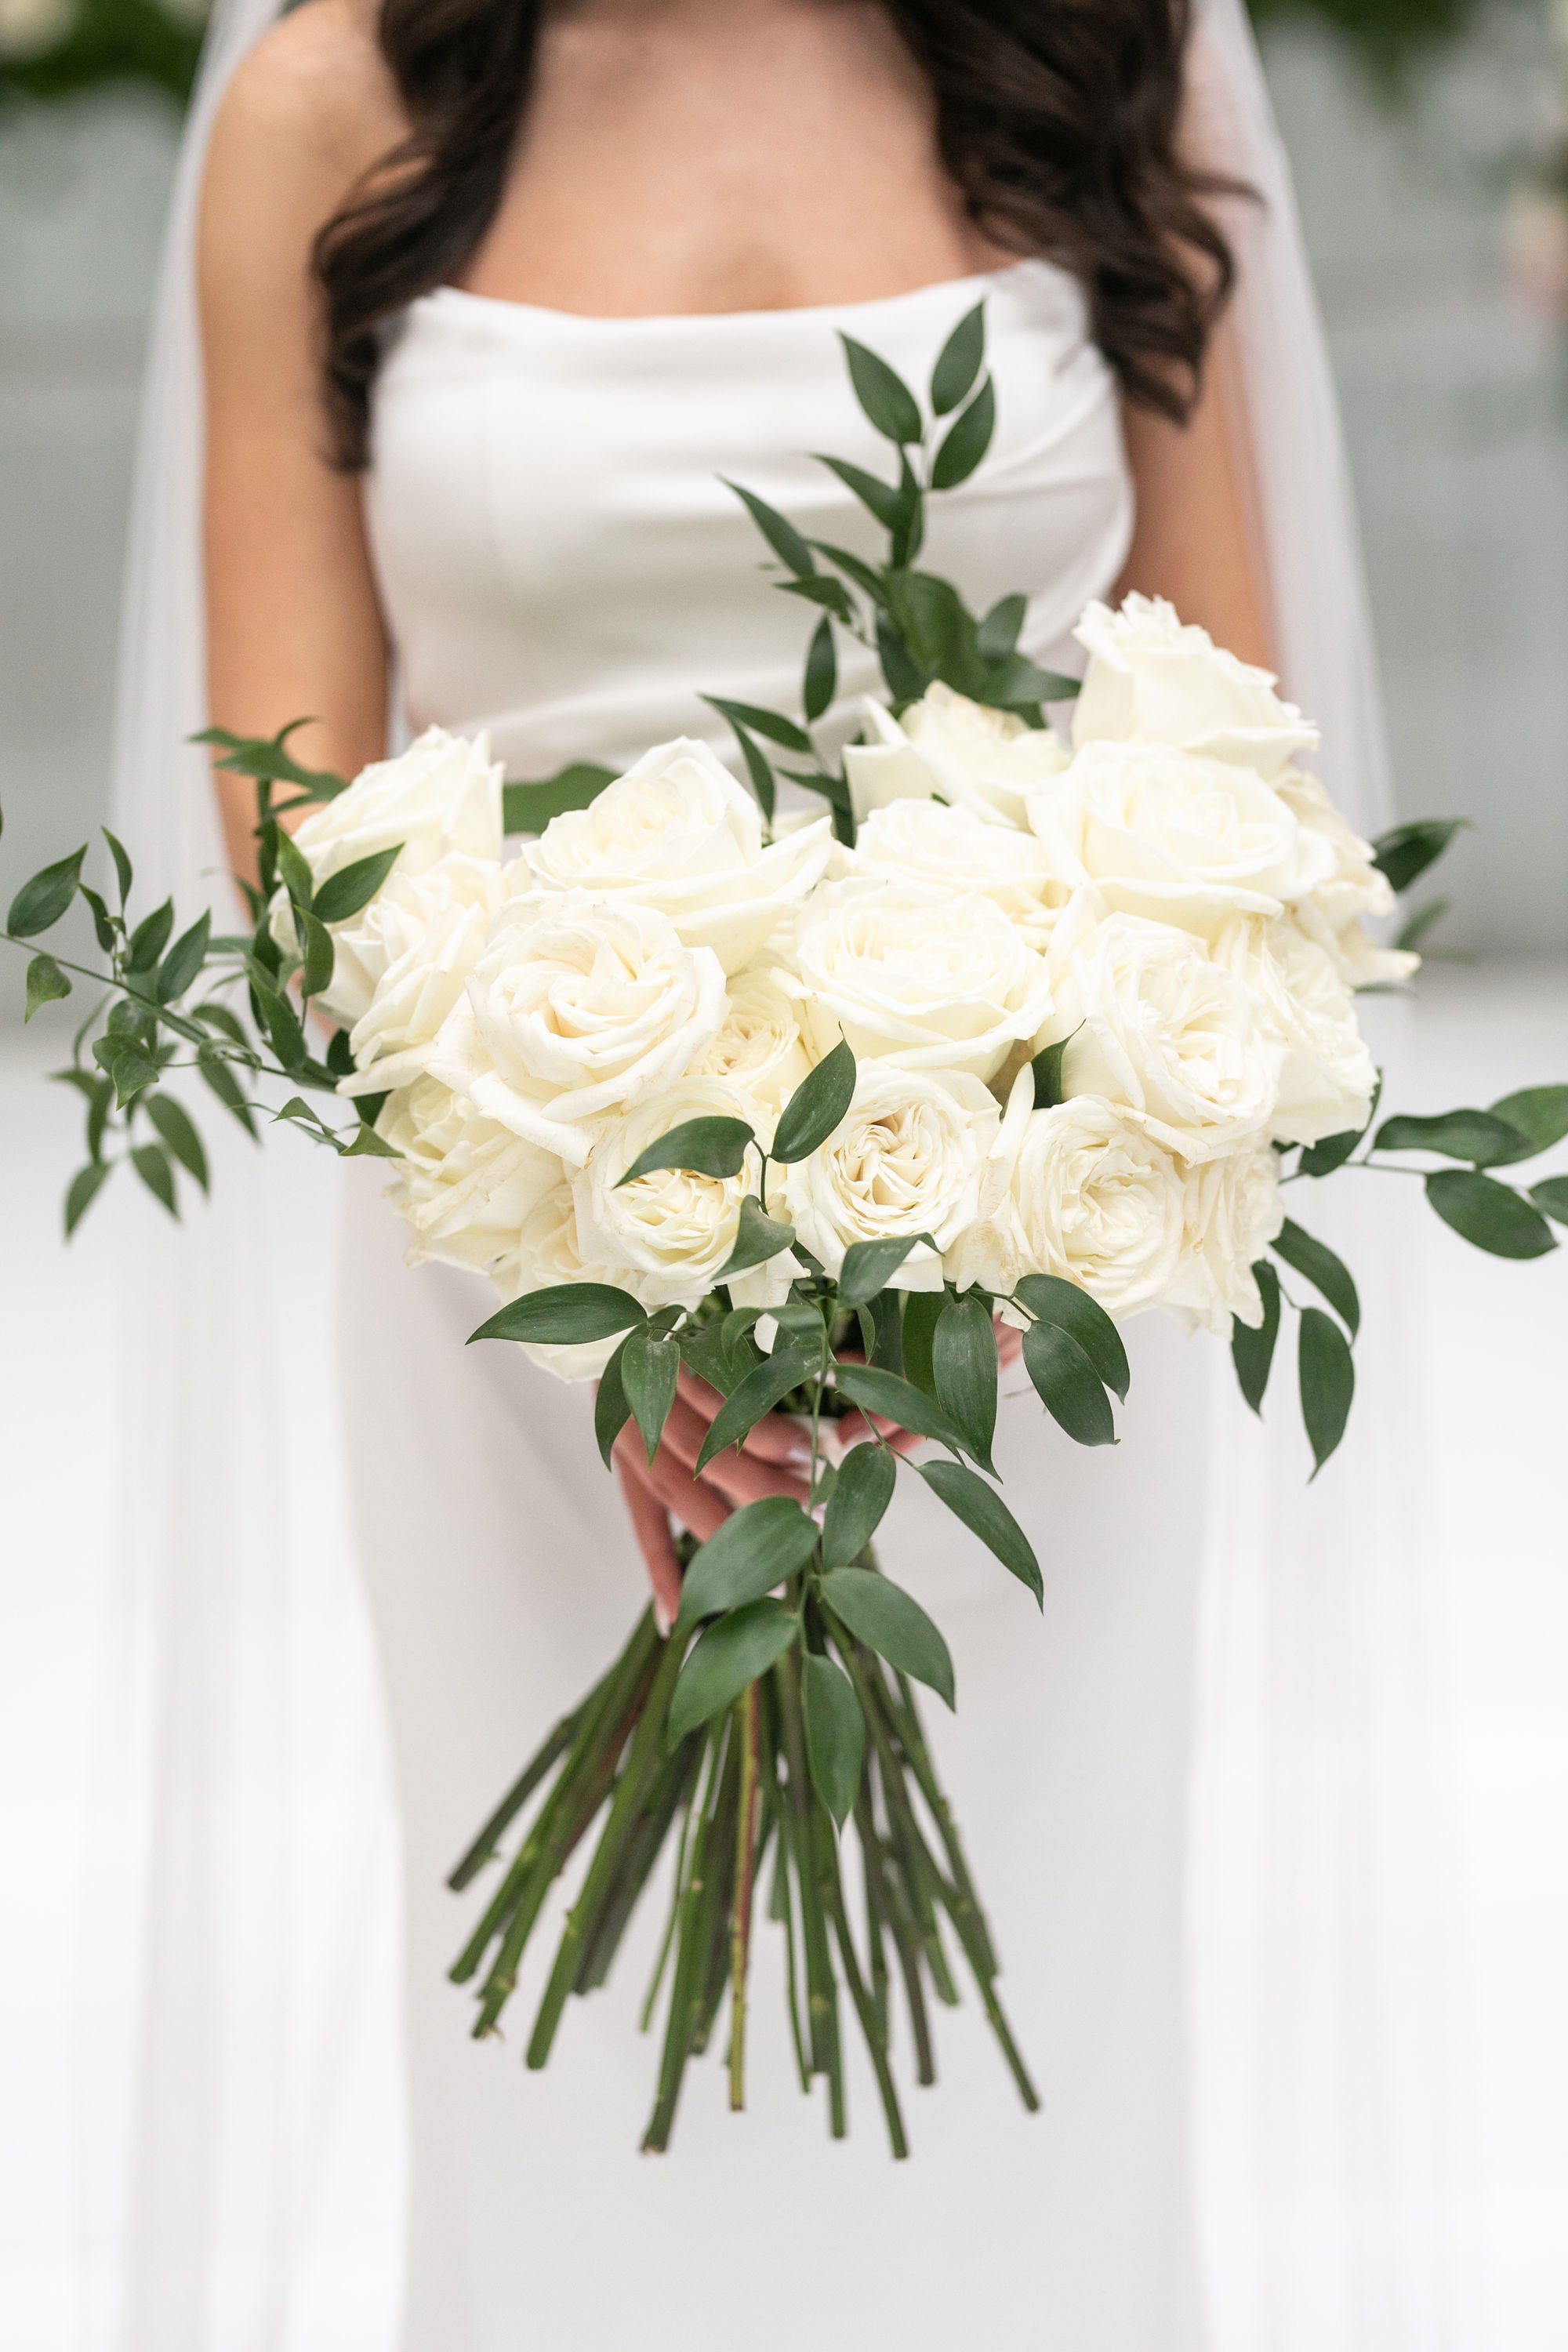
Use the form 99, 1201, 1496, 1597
673, 1367, 811, 1470
659, 1394, 812, 1512
612, 1439, 684, 1635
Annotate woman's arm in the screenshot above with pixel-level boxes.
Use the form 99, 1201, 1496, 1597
198, 0, 402, 882
1115, 308, 1276, 674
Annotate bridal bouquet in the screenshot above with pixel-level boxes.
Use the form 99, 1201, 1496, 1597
7, 308, 1566, 2154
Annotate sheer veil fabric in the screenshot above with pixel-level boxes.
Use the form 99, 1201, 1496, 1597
92, 1, 1468, 2344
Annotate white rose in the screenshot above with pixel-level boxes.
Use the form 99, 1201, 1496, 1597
1297, 903, 1421, 991
1000, 1094, 1189, 1316
844, 797, 1069, 950
1163, 1140, 1287, 1334
1029, 739, 1336, 940
520, 737, 831, 974
782, 1063, 998, 1291
1043, 893, 1279, 1162
782, 877, 1055, 1083
319, 854, 504, 1091
429, 894, 727, 1165
575, 1076, 769, 1312
1270, 771, 1421, 989
843, 684, 1069, 829
687, 965, 810, 1111
493, 1178, 636, 1384
1072, 596, 1319, 779
1213, 916, 1377, 1146
376, 1076, 561, 1276
295, 725, 503, 891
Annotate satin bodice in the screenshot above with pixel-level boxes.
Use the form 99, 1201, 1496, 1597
365, 261, 1134, 781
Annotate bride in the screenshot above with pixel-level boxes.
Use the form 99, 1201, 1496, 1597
160, 0, 1395, 2345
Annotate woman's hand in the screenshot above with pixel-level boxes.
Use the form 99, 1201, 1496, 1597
612, 1365, 923, 1633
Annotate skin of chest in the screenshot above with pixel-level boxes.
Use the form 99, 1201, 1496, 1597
461, 0, 1017, 318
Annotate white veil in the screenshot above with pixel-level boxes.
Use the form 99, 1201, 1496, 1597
91, 1, 1471, 2343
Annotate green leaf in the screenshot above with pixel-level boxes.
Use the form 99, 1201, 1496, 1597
679, 1497, 821, 1624
701, 696, 811, 754
24, 953, 71, 1021
803, 615, 837, 724
1022, 1321, 1116, 1448
832, 1362, 971, 1457
891, 451, 924, 568
701, 706, 776, 823
198, 721, 343, 798
250, 977, 307, 1073
779, 575, 856, 623
502, 764, 615, 834
901, 1288, 942, 1402
296, 909, 336, 1000
342, 1123, 400, 1159
1271, 1217, 1361, 1339
1299, 1126, 1364, 1178
931, 376, 996, 490
717, 1193, 797, 1281
469, 1283, 648, 1346
977, 592, 1027, 662
1395, 897, 1450, 955
918, 1457, 1042, 1605
79, 885, 118, 955
594, 1334, 633, 1468
721, 477, 817, 578
771, 1040, 855, 1164
668, 1600, 798, 1744
101, 827, 133, 906
809, 540, 888, 605
695, 1343, 821, 1472
7, 847, 86, 938
840, 333, 923, 444
818, 1567, 954, 1708
989, 654, 1080, 706
812, 454, 904, 534
617, 1115, 755, 1188
821, 1441, 896, 1570
1373, 1109, 1527, 1168
196, 1047, 257, 1139
837, 1234, 926, 1309
1370, 818, 1468, 896
64, 1160, 111, 1238
126, 899, 174, 973
312, 845, 403, 925
1230, 1260, 1281, 1415
1031, 1033, 1073, 1109
130, 1141, 177, 1218
877, 612, 929, 704
1530, 1177, 1568, 1226
932, 1291, 998, 1472
155, 910, 212, 1004
93, 1035, 159, 1109
930, 300, 986, 416
1298, 1305, 1355, 1478
620, 1329, 681, 1465
1425, 1170, 1557, 1261
1013, 1273, 1131, 1402
144, 1094, 209, 1191
274, 829, 314, 910
803, 1652, 865, 1829
1485, 1086, 1568, 1166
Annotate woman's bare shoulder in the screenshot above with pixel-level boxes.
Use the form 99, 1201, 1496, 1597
204, 0, 405, 230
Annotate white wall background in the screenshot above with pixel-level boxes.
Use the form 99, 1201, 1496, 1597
0, 8, 1564, 989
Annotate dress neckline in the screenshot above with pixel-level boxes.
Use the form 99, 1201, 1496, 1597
417, 260, 1041, 335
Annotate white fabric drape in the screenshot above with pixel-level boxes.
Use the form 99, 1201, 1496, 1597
55, 0, 1492, 2343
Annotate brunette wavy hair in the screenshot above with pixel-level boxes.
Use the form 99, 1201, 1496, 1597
313, 0, 1239, 471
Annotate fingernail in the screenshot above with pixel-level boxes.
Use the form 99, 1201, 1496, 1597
653, 1595, 673, 1639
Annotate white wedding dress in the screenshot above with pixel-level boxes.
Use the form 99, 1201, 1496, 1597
341, 260, 1210, 2352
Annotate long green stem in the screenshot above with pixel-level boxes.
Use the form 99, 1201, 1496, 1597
728, 1681, 763, 2111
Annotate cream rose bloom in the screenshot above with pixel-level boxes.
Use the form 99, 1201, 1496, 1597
782, 877, 1055, 1084
1271, 770, 1420, 989
1003, 1094, 1189, 1316
574, 1076, 768, 1312
321, 854, 503, 1091
687, 965, 810, 1112
493, 1179, 637, 1384
782, 1063, 998, 1292
1043, 894, 1279, 1162
294, 725, 503, 891
429, 894, 726, 1164
1213, 915, 1377, 1146
1072, 596, 1319, 779
376, 1076, 561, 1276
842, 684, 1069, 828
844, 797, 1069, 949
1163, 1140, 1287, 1334
1029, 738, 1336, 939
520, 737, 830, 974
